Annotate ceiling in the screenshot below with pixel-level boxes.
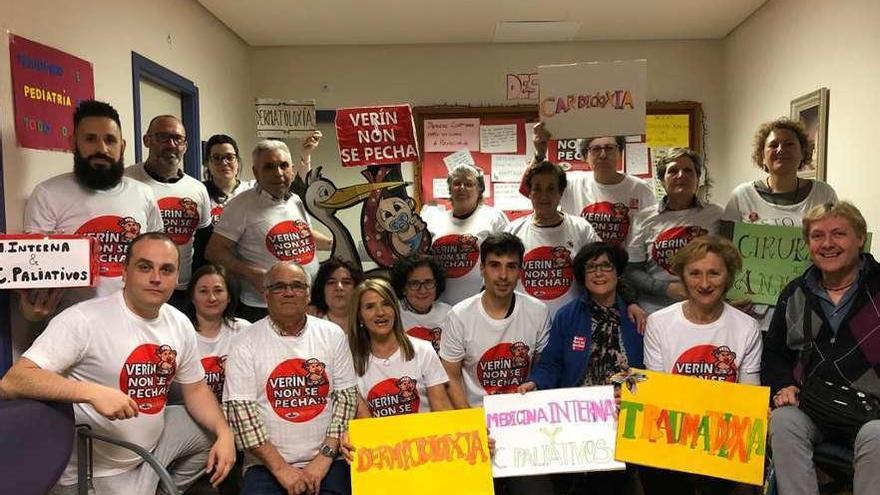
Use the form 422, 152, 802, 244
197, 0, 769, 47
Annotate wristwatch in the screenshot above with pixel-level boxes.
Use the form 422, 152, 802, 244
319, 443, 339, 458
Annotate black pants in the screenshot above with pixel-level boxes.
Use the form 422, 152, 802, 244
639, 466, 736, 495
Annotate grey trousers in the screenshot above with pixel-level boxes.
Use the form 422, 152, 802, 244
769, 405, 880, 495
50, 405, 214, 495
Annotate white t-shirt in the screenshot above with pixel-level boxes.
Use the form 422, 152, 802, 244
22, 292, 204, 485
643, 302, 762, 384
223, 316, 356, 470
723, 180, 838, 227
208, 179, 255, 225
125, 163, 212, 289
401, 301, 452, 354
427, 204, 509, 305
357, 337, 449, 417
440, 291, 550, 408
213, 188, 319, 307
627, 202, 724, 312
23, 173, 164, 307
196, 317, 251, 402
505, 213, 600, 317
559, 172, 657, 246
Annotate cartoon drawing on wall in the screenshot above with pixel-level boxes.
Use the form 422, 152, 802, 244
304, 165, 432, 273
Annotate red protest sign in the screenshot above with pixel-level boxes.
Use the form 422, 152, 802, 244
335, 105, 419, 167
9, 34, 95, 152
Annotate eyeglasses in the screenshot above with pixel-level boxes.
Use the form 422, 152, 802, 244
406, 279, 436, 291
587, 145, 618, 155
266, 281, 309, 294
148, 132, 187, 145
585, 262, 615, 274
210, 153, 238, 163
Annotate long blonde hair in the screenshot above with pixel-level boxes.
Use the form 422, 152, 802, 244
346, 278, 414, 376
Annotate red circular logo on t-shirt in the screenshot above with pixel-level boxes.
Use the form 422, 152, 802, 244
581, 201, 631, 245
651, 226, 709, 274
366, 377, 420, 417
406, 326, 442, 353
265, 220, 316, 264
210, 205, 224, 225
76, 215, 142, 278
201, 355, 227, 402
476, 342, 531, 395
431, 234, 480, 278
672, 344, 738, 382
118, 343, 177, 415
521, 246, 573, 301
265, 358, 329, 423
157, 197, 201, 245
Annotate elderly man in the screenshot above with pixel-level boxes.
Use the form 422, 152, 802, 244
206, 139, 331, 322
764, 201, 880, 495
0, 233, 235, 494
21, 100, 163, 319
125, 115, 212, 310
223, 261, 357, 495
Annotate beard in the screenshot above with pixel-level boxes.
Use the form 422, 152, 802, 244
73, 150, 125, 190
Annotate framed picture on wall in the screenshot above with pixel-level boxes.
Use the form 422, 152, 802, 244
790, 87, 829, 181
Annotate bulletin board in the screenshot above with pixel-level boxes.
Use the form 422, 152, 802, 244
412, 101, 704, 215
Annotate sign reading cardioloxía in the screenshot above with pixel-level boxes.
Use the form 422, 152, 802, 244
0, 235, 99, 289
254, 98, 316, 138
9, 34, 95, 152
335, 105, 419, 167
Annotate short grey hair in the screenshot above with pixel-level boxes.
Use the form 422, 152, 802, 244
446, 164, 486, 199
263, 261, 310, 289
252, 139, 292, 165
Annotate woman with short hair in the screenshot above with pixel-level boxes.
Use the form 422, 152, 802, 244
390, 254, 450, 353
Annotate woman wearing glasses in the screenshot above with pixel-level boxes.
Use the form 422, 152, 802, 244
517, 241, 644, 492
529, 124, 657, 247
390, 254, 451, 354
310, 257, 365, 331
624, 148, 723, 314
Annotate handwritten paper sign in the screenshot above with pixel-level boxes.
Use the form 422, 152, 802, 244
336, 104, 419, 167
0, 235, 99, 289
484, 386, 624, 477
494, 183, 530, 211
507, 73, 540, 101
432, 178, 450, 199
615, 370, 770, 485
646, 114, 689, 148
9, 34, 95, 152
480, 124, 517, 153
442, 149, 477, 172
254, 98, 316, 138
538, 60, 647, 139
491, 155, 528, 182
350, 408, 493, 495
625, 142, 650, 176
424, 119, 480, 152
722, 222, 872, 305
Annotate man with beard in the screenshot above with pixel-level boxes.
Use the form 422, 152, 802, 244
22, 100, 163, 318
125, 115, 212, 311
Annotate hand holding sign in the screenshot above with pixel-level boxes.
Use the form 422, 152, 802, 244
15, 288, 64, 322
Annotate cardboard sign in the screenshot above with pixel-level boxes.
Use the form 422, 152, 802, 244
722, 222, 873, 305
424, 119, 480, 152
350, 408, 493, 495
538, 60, 647, 140
0, 234, 99, 289
9, 34, 95, 152
336, 105, 419, 167
484, 386, 624, 478
254, 98, 316, 138
615, 370, 770, 485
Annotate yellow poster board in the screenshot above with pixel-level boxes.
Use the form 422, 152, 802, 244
350, 408, 495, 495
615, 370, 770, 485
646, 114, 689, 148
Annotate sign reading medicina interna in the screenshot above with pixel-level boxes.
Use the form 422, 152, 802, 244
0, 234, 99, 289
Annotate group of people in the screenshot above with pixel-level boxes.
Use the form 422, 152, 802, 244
0, 97, 878, 495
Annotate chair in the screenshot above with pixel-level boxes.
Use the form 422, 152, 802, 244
0, 399, 75, 495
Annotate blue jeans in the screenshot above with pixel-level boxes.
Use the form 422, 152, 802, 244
242, 461, 351, 495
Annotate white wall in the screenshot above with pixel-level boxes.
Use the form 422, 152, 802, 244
0, 0, 253, 354
718, 0, 880, 245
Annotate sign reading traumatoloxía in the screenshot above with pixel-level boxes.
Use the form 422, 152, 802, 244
255, 99, 316, 138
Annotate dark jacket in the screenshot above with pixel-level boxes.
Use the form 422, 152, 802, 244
762, 253, 880, 398
529, 293, 644, 390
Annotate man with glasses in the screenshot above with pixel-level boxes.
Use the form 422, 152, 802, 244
525, 123, 656, 247
126, 115, 212, 311
206, 139, 331, 322
223, 261, 357, 495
